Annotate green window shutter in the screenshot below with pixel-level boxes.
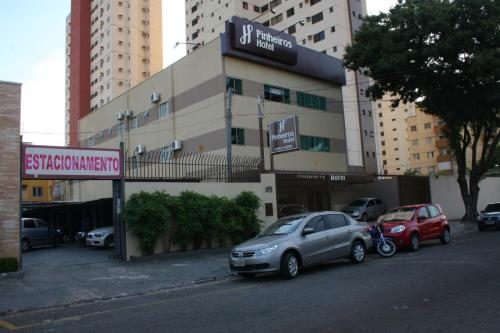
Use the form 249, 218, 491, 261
238, 128, 245, 145
324, 138, 330, 152
300, 135, 307, 150
235, 79, 243, 95
284, 89, 290, 104
319, 97, 326, 111
264, 85, 270, 100
231, 128, 237, 144
297, 92, 304, 107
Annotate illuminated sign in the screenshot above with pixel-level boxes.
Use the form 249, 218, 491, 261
22, 145, 122, 180
269, 116, 299, 154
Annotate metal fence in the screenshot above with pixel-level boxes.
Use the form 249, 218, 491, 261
125, 151, 262, 183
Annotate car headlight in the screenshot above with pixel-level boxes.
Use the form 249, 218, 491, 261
256, 245, 278, 256
352, 210, 360, 215
391, 225, 406, 233
476, 215, 482, 221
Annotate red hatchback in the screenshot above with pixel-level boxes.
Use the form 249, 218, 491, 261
378, 204, 451, 251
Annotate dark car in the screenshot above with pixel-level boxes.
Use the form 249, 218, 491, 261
21, 218, 62, 252
477, 202, 500, 231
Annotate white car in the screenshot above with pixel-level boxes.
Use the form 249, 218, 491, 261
86, 226, 114, 248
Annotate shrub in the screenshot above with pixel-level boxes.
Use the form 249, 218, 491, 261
234, 191, 262, 241
123, 191, 172, 256
0, 257, 19, 273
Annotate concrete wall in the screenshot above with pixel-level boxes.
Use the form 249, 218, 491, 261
123, 174, 277, 260
430, 176, 500, 220
0, 81, 21, 264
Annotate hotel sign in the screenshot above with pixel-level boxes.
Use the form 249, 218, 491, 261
22, 145, 122, 180
229, 16, 298, 65
269, 116, 299, 154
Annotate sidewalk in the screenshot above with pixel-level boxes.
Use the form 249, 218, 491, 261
0, 220, 477, 314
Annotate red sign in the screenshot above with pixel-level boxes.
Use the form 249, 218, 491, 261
22, 145, 122, 180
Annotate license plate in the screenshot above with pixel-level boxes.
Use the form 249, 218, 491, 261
232, 259, 245, 267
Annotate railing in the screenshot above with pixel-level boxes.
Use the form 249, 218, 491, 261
125, 151, 262, 183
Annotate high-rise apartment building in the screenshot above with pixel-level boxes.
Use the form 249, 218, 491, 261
184, 0, 377, 172
65, 0, 163, 146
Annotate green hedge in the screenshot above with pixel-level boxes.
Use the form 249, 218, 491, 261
123, 191, 261, 255
0, 257, 19, 273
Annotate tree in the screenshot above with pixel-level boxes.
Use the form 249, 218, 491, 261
344, 0, 500, 221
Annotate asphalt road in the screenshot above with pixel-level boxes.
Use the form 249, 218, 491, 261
1, 230, 499, 333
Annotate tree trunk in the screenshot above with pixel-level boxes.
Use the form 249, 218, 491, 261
457, 173, 472, 221
468, 176, 480, 222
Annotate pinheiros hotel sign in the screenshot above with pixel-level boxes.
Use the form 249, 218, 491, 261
269, 116, 299, 154
229, 16, 297, 65
22, 145, 122, 180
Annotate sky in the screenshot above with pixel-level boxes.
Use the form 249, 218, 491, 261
0, 0, 398, 146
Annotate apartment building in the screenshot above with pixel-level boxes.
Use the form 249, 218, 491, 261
22, 180, 55, 203
65, 0, 163, 146
184, 0, 377, 172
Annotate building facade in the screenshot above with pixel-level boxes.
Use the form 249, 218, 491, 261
22, 180, 55, 203
0, 81, 21, 263
184, 0, 377, 172
65, 0, 163, 146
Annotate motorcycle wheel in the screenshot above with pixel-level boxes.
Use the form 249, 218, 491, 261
376, 239, 396, 258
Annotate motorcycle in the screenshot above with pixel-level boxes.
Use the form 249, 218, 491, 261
368, 222, 396, 257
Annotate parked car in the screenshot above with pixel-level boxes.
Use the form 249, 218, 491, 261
86, 226, 114, 248
343, 198, 386, 221
21, 218, 62, 252
75, 231, 88, 246
477, 202, 500, 231
229, 211, 372, 279
378, 204, 450, 251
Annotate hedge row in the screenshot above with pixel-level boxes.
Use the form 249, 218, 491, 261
0, 257, 18, 273
123, 191, 261, 256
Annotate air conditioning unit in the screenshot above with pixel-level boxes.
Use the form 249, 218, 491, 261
171, 139, 182, 151
124, 109, 134, 118
150, 92, 161, 103
307, 35, 312, 40
135, 144, 145, 155
306, 16, 311, 22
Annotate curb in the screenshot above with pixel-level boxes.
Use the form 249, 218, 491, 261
0, 270, 24, 281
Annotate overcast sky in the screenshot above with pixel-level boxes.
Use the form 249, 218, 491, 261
0, 0, 398, 146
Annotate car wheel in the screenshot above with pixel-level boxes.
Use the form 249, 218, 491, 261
440, 228, 451, 244
104, 235, 114, 249
22, 239, 30, 252
239, 273, 256, 279
350, 241, 366, 264
361, 213, 368, 222
409, 233, 420, 251
280, 252, 299, 279
52, 237, 59, 247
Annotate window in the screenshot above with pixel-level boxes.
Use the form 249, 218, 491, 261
32, 187, 43, 198
440, 148, 448, 156
310, 0, 322, 5
296, 91, 326, 111
418, 207, 430, 219
427, 205, 439, 217
159, 101, 170, 118
412, 153, 420, 160
270, 0, 281, 10
242, 1, 248, 10
311, 12, 323, 24
300, 135, 330, 152
428, 165, 436, 173
129, 117, 138, 129
192, 31, 198, 39
192, 17, 198, 26
381, 141, 385, 146
286, 7, 294, 17
411, 139, 418, 146
160, 146, 172, 162
226, 77, 243, 95
23, 219, 36, 229
191, 4, 198, 13
288, 25, 296, 34
305, 216, 326, 233
425, 137, 433, 144
427, 151, 434, 158
313, 31, 325, 43
326, 214, 349, 229
231, 128, 245, 145
270, 13, 283, 26
264, 85, 290, 104
424, 122, 431, 129
410, 125, 417, 132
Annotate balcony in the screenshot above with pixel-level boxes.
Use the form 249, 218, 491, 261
437, 154, 452, 163
435, 138, 449, 149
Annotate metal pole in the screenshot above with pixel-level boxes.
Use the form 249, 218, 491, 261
19, 135, 23, 271
257, 95, 265, 171
226, 87, 233, 179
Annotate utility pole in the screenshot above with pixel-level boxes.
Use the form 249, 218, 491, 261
226, 87, 233, 179
257, 95, 265, 171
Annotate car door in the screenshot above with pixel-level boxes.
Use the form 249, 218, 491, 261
426, 205, 442, 238
417, 207, 433, 240
325, 214, 352, 258
35, 219, 51, 245
300, 216, 330, 265
22, 219, 37, 244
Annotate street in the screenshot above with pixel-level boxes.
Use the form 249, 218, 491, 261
1, 230, 499, 333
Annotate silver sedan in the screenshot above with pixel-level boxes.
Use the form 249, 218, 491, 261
229, 211, 372, 279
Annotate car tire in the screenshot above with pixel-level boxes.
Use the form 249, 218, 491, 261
52, 237, 59, 247
350, 241, 366, 264
239, 273, 256, 279
361, 213, 368, 222
280, 252, 299, 279
409, 233, 420, 251
440, 228, 451, 244
104, 235, 114, 249
22, 239, 30, 252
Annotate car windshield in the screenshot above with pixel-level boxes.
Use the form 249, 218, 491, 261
348, 199, 368, 207
485, 203, 500, 212
259, 216, 306, 237
378, 207, 416, 222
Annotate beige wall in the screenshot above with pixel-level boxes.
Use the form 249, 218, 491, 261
430, 176, 500, 220
0, 81, 21, 264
